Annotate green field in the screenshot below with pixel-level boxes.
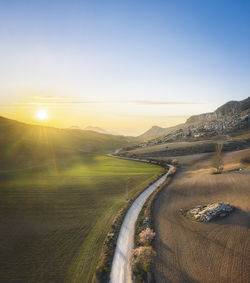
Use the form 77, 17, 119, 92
0, 154, 163, 283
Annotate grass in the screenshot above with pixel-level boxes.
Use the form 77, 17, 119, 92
0, 154, 163, 283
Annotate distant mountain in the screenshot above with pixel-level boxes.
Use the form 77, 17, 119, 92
138, 124, 184, 141
138, 97, 250, 145
68, 125, 82, 130
84, 126, 121, 136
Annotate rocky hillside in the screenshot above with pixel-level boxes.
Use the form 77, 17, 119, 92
138, 97, 250, 146
186, 98, 250, 125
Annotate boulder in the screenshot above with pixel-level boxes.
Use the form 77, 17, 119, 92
186, 202, 233, 222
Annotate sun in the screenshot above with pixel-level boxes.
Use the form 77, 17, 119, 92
36, 110, 48, 121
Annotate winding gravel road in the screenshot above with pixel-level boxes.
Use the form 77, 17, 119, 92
110, 164, 172, 283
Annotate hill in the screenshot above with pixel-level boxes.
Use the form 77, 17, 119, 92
137, 124, 184, 141
0, 116, 163, 283
0, 116, 135, 170
138, 97, 250, 143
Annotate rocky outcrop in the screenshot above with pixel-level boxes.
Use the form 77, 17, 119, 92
186, 97, 250, 124
184, 202, 233, 222
185, 97, 250, 132
136, 97, 250, 147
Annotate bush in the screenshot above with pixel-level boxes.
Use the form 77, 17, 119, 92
133, 246, 156, 280
168, 166, 176, 176
139, 228, 155, 246
241, 156, 250, 164
172, 159, 178, 165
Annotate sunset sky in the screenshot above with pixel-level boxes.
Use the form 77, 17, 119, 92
1, 0, 250, 135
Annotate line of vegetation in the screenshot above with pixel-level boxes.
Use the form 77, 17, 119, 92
132, 161, 177, 283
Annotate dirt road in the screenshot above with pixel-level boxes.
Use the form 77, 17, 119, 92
109, 165, 173, 283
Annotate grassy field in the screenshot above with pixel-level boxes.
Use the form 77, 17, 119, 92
0, 154, 163, 283
153, 149, 250, 282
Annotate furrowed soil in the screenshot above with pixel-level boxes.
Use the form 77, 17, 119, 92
153, 148, 250, 283
0, 154, 163, 283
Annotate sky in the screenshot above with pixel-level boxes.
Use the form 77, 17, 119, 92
0, 0, 250, 135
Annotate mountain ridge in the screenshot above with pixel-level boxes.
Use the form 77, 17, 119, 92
138, 97, 250, 143
84, 126, 121, 136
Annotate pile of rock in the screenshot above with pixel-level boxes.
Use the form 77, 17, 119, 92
185, 202, 233, 222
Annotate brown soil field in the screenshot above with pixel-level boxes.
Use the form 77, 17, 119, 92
153, 148, 250, 283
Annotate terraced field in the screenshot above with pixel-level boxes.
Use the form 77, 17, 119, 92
153, 149, 250, 282
0, 154, 163, 283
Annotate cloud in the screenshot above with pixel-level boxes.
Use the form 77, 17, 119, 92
23, 99, 204, 105
124, 101, 203, 105
31, 95, 80, 100
123, 114, 189, 118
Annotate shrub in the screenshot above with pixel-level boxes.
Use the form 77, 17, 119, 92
172, 159, 178, 165
168, 166, 176, 176
139, 228, 155, 245
133, 246, 156, 280
241, 156, 250, 164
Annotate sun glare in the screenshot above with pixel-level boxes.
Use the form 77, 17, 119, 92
36, 110, 48, 121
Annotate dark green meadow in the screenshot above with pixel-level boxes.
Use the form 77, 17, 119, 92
0, 154, 163, 283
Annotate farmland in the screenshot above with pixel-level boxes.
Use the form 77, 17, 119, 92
0, 153, 163, 283
153, 149, 250, 282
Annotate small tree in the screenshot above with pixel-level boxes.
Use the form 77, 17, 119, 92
172, 159, 178, 165
133, 246, 156, 280
168, 167, 176, 176
213, 143, 224, 173
139, 228, 156, 246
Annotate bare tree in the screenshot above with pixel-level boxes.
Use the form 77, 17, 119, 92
213, 142, 224, 173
